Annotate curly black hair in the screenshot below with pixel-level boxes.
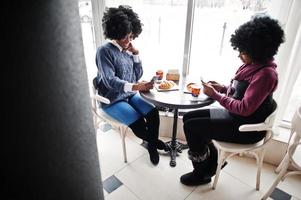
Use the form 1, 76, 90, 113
102, 5, 142, 40
230, 16, 285, 63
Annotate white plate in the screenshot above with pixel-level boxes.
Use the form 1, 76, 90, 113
155, 81, 179, 92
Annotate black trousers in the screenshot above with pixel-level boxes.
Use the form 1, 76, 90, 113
183, 108, 266, 153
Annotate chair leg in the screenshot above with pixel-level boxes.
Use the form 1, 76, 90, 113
275, 156, 286, 173
275, 153, 290, 174
276, 135, 300, 173
120, 127, 128, 163
122, 135, 127, 163
255, 149, 265, 190
261, 161, 290, 200
283, 171, 301, 180
92, 114, 99, 132
212, 149, 225, 190
275, 144, 295, 173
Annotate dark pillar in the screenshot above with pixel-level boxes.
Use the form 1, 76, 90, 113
4, 1, 104, 199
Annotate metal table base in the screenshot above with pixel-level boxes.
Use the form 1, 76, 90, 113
164, 109, 188, 167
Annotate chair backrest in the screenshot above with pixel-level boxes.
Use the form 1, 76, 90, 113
237, 109, 277, 148
91, 77, 110, 104
90, 77, 127, 129
291, 105, 301, 138
93, 77, 99, 91
287, 106, 301, 170
285, 105, 301, 146
239, 108, 277, 132
264, 109, 277, 127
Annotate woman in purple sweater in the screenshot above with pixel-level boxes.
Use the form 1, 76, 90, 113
180, 16, 285, 186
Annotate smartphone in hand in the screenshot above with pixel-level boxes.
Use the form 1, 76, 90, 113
200, 76, 206, 84
150, 75, 159, 82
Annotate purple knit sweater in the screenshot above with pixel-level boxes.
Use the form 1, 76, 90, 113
211, 60, 278, 116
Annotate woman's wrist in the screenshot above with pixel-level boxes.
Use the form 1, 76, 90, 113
132, 84, 139, 91
220, 85, 227, 93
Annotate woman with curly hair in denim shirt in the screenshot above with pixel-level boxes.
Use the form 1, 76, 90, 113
95, 5, 167, 165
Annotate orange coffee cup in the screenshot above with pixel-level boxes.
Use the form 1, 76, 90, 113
156, 70, 164, 80
191, 85, 201, 97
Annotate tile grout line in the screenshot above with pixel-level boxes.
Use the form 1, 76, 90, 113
121, 184, 144, 200
221, 170, 292, 199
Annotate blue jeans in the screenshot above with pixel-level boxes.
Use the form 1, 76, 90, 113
103, 93, 155, 126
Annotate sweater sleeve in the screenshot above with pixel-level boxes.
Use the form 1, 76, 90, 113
96, 47, 126, 92
133, 59, 143, 81
212, 68, 277, 116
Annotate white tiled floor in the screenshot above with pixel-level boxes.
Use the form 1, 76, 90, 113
96, 127, 301, 200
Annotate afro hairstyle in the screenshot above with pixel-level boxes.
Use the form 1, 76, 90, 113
230, 16, 285, 63
102, 5, 142, 40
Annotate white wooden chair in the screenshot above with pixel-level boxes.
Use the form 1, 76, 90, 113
91, 78, 128, 163
261, 105, 301, 200
212, 109, 277, 190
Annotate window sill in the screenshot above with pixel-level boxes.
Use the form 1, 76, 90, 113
272, 126, 291, 144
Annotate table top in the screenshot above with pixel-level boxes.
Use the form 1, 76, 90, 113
140, 80, 215, 110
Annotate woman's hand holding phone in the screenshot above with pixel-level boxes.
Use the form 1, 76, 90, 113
207, 81, 224, 93
150, 75, 159, 83
202, 82, 216, 97
133, 81, 154, 91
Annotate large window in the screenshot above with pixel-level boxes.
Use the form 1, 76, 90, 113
104, 0, 188, 78
283, 73, 301, 121
189, 1, 271, 84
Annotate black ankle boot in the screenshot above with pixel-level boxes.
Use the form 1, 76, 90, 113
148, 143, 159, 165
181, 147, 211, 186
180, 171, 211, 186
202, 143, 227, 179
